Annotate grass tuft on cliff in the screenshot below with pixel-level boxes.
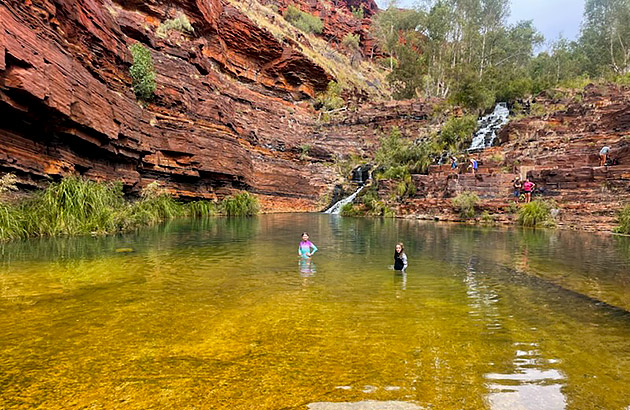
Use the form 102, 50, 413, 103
0, 176, 258, 242
517, 200, 556, 228
129, 43, 157, 101
157, 12, 194, 38
284, 5, 323, 34
614, 205, 630, 234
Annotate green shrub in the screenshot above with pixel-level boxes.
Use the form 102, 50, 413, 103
340, 203, 361, 216
342, 33, 360, 51
317, 81, 345, 111
614, 205, 630, 234
350, 6, 364, 19
284, 5, 323, 34
452, 192, 480, 220
517, 200, 555, 227
481, 210, 495, 224
439, 115, 477, 152
129, 43, 156, 101
156, 12, 194, 38
185, 200, 217, 218
221, 192, 260, 216
375, 127, 437, 175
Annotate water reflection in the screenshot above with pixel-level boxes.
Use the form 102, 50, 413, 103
1, 215, 630, 409
485, 343, 567, 410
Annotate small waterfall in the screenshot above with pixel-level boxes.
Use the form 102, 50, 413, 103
324, 186, 364, 214
468, 102, 510, 151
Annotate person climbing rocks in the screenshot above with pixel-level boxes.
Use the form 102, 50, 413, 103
468, 158, 478, 175
512, 176, 522, 203
450, 156, 458, 174
522, 178, 535, 203
600, 146, 611, 166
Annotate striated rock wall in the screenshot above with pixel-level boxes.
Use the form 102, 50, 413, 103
393, 85, 630, 231
0, 0, 396, 211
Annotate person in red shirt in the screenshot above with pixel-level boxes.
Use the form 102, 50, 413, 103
522, 178, 535, 203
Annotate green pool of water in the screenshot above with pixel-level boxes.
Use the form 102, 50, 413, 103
1, 214, 630, 409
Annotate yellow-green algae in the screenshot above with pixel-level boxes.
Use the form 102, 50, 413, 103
1, 215, 630, 409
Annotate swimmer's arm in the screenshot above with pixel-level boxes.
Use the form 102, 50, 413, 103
402, 253, 408, 271
298, 246, 302, 257
310, 243, 318, 254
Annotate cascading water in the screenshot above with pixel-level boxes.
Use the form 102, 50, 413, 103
468, 102, 510, 151
324, 186, 364, 214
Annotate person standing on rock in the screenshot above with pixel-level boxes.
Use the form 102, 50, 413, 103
451, 156, 458, 174
522, 178, 535, 203
600, 146, 611, 166
469, 158, 478, 175
512, 176, 522, 203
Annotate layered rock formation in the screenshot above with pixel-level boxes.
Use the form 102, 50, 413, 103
394, 84, 630, 231
0, 0, 392, 211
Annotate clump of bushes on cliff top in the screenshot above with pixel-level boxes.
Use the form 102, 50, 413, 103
438, 115, 477, 152
452, 191, 480, 220
129, 43, 156, 101
517, 200, 556, 228
614, 205, 630, 234
156, 12, 194, 38
351, 6, 364, 20
284, 5, 323, 34
0, 175, 258, 242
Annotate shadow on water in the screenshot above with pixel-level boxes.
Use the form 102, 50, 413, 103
1, 214, 630, 410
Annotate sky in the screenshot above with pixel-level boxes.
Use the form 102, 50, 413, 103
375, 0, 587, 44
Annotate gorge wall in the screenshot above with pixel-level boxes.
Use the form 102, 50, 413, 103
0, 0, 408, 211
393, 84, 630, 231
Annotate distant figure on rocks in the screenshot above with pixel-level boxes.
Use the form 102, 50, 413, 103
512, 176, 522, 203
393, 242, 408, 272
451, 156, 458, 174
600, 146, 611, 166
468, 158, 478, 175
298, 232, 318, 258
522, 178, 535, 203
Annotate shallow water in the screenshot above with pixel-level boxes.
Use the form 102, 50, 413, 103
1, 214, 630, 409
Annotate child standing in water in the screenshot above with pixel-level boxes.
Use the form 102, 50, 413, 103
394, 242, 408, 272
298, 232, 318, 258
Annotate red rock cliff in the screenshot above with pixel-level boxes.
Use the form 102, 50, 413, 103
0, 0, 390, 211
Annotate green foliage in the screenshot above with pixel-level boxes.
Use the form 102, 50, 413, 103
517, 200, 556, 227
375, 127, 436, 176
438, 115, 478, 151
0, 176, 256, 242
220, 192, 260, 216
342, 33, 361, 51
185, 200, 217, 218
317, 81, 345, 111
129, 43, 156, 101
156, 12, 194, 38
340, 203, 362, 217
452, 192, 480, 220
284, 5, 323, 34
614, 205, 630, 234
481, 210, 495, 224
351, 6, 364, 20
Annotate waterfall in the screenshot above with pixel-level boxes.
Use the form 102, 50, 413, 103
468, 102, 510, 151
324, 186, 364, 214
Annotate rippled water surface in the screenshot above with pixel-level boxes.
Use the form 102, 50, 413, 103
1, 214, 630, 409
